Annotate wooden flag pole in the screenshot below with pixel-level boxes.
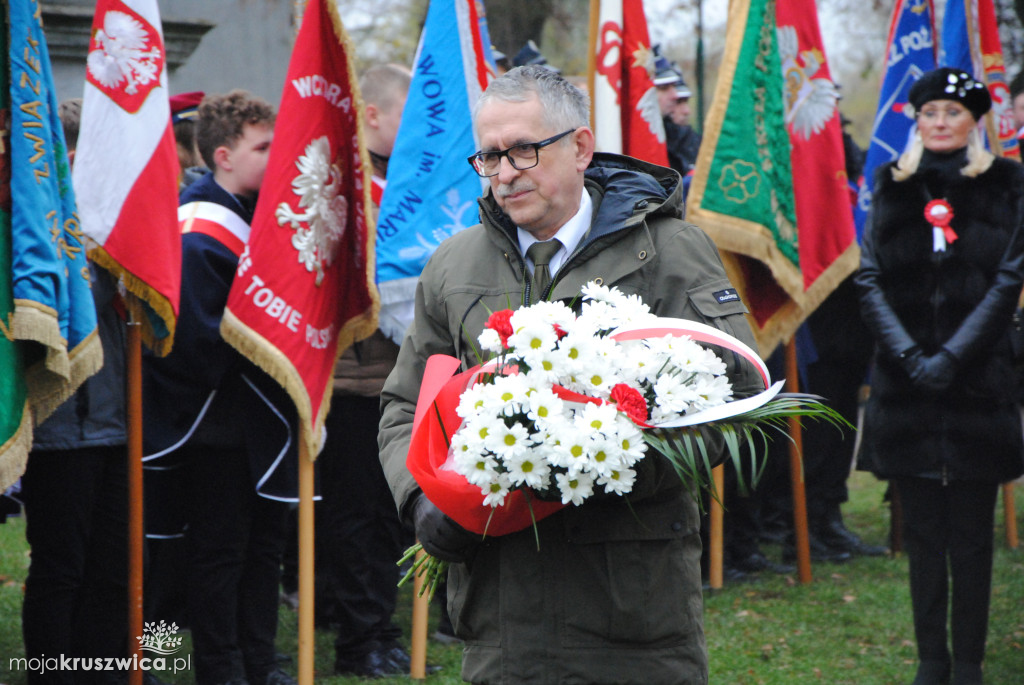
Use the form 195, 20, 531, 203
125, 320, 144, 685
409, 549, 430, 678
1003, 482, 1019, 549
298, 446, 315, 685
785, 338, 812, 584
708, 464, 725, 590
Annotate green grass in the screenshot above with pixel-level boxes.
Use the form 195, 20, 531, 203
0, 472, 1022, 684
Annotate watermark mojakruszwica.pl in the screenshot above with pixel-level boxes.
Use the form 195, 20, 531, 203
9, 620, 191, 677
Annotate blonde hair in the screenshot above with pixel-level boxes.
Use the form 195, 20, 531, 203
892, 126, 994, 181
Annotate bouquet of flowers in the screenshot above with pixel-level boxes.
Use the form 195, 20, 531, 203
399, 282, 848, 597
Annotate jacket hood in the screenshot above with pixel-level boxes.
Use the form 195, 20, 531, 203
479, 151, 684, 248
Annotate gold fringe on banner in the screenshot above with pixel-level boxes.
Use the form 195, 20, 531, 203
89, 246, 178, 358
0, 402, 32, 491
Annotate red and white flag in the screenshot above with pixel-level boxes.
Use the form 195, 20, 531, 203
220, 0, 378, 458
73, 0, 181, 356
591, 0, 668, 165
776, 0, 859, 315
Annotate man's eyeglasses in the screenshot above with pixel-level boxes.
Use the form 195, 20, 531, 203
467, 128, 577, 177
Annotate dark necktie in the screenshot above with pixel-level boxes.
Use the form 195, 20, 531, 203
527, 240, 561, 304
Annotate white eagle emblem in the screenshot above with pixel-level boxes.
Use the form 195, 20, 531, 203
777, 25, 839, 140
86, 11, 161, 95
632, 43, 666, 144
276, 136, 348, 286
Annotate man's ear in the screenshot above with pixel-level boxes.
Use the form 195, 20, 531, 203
213, 144, 232, 172
573, 126, 595, 171
364, 103, 381, 131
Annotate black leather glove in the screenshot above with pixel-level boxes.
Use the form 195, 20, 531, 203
912, 349, 958, 392
899, 347, 927, 380
411, 494, 478, 563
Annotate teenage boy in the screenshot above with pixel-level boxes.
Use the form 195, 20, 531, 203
144, 90, 297, 685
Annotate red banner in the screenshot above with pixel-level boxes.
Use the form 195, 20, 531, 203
978, 0, 1021, 160
592, 0, 668, 165
221, 0, 378, 457
776, 0, 858, 324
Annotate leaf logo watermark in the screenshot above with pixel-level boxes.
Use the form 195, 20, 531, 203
137, 620, 183, 655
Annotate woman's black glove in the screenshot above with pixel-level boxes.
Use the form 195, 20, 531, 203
903, 347, 958, 391
411, 494, 478, 563
914, 349, 958, 391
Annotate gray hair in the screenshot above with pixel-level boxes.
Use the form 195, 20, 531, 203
474, 65, 590, 133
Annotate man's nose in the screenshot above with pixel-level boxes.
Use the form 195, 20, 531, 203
496, 154, 521, 183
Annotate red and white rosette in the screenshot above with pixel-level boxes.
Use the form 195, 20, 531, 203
924, 199, 957, 252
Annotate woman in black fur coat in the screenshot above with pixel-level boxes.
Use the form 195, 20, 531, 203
857, 68, 1024, 685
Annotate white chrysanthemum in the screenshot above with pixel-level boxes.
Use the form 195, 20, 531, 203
572, 353, 622, 396
507, 316, 559, 356
525, 388, 566, 426
613, 415, 647, 465
581, 280, 615, 303
461, 413, 501, 446
585, 434, 625, 478
690, 373, 733, 411
518, 343, 563, 382
555, 470, 596, 505
574, 402, 622, 438
548, 425, 591, 471
481, 472, 513, 507
520, 299, 576, 329
505, 451, 552, 489
615, 339, 667, 384
454, 450, 500, 487
484, 420, 534, 459
555, 326, 600, 374
490, 374, 530, 417
577, 299, 623, 331
652, 372, 701, 415
456, 382, 491, 419
478, 328, 503, 354
597, 467, 637, 496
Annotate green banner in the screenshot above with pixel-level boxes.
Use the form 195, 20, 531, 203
696, 0, 797, 264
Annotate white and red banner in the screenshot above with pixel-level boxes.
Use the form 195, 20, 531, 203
220, 0, 378, 458
591, 0, 668, 165
74, 0, 181, 356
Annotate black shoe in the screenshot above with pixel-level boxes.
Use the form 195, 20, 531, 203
723, 565, 755, 583
951, 661, 982, 685
261, 669, 297, 685
335, 648, 405, 678
815, 509, 888, 557
912, 659, 951, 685
729, 551, 796, 575
782, 533, 852, 564
381, 645, 442, 675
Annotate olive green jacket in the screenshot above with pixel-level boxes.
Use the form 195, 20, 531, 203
379, 153, 761, 684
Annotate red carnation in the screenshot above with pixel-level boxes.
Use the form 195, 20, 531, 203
610, 383, 649, 425
553, 324, 568, 339
486, 309, 515, 348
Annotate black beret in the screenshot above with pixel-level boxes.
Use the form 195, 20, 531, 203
908, 67, 991, 120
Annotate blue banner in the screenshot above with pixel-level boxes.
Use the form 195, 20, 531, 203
853, 0, 937, 241
375, 0, 490, 344
939, 0, 974, 72
9, 0, 100, 418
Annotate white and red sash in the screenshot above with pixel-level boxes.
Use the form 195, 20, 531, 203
178, 201, 250, 258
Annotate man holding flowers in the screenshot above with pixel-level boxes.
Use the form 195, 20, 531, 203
379, 65, 763, 684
